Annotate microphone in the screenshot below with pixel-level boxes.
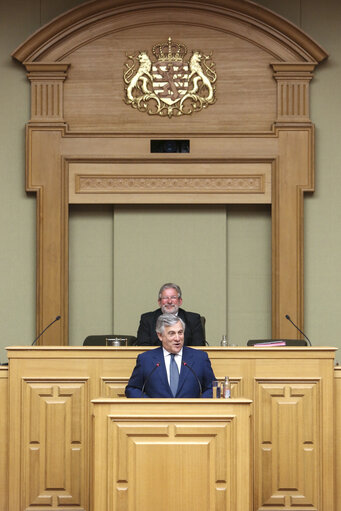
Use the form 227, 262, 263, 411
183, 362, 202, 397
32, 315, 61, 346
285, 314, 312, 346
141, 363, 160, 396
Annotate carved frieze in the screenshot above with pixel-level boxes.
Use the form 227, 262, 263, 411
76, 174, 264, 194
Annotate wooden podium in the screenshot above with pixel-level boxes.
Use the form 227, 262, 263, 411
91, 398, 252, 511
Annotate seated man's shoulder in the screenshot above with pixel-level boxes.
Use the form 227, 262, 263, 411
140, 309, 160, 320
179, 309, 202, 323
183, 310, 201, 319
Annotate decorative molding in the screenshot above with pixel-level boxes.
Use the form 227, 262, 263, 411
271, 63, 316, 123
12, 1, 328, 64
76, 174, 264, 194
25, 63, 70, 123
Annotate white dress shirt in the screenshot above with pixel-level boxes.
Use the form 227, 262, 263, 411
163, 347, 183, 385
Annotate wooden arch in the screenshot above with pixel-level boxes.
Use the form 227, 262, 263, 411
12, 0, 327, 345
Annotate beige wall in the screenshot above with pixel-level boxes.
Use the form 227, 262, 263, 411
0, 1, 340, 360
112, 205, 228, 344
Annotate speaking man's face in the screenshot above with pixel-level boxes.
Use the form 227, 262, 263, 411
157, 320, 184, 354
158, 287, 183, 314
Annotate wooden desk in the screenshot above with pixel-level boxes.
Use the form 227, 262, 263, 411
5, 346, 336, 511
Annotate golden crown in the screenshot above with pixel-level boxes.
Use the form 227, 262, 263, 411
152, 37, 187, 62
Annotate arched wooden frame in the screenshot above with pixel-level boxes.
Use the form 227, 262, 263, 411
12, 0, 327, 345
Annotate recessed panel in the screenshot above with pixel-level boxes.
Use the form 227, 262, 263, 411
134, 443, 210, 511
108, 420, 232, 511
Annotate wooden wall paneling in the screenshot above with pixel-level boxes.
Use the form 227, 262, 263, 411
12, 0, 327, 345
7, 346, 336, 511
254, 378, 320, 509
8, 350, 95, 511
0, 367, 8, 511
21, 378, 89, 509
208, 346, 336, 511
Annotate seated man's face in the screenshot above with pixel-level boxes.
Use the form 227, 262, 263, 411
158, 287, 183, 314
157, 320, 184, 354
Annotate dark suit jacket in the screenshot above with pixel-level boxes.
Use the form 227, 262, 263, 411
125, 346, 215, 398
136, 308, 205, 346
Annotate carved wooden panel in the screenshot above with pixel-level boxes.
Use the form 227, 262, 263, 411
112, 420, 231, 510
68, 160, 271, 205
254, 379, 320, 510
21, 378, 89, 510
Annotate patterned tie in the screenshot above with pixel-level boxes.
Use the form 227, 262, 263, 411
170, 353, 179, 397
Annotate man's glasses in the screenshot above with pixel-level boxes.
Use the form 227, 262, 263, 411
160, 296, 179, 301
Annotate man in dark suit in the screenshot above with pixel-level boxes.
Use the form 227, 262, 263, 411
136, 283, 205, 346
126, 314, 215, 398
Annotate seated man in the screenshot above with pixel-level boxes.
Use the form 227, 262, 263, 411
126, 313, 215, 398
136, 282, 205, 346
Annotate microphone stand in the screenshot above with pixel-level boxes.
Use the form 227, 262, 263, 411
32, 315, 61, 346
285, 314, 312, 346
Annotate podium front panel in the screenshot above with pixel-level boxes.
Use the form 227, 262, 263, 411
91, 399, 252, 511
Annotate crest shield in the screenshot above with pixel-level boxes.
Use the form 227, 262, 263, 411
152, 61, 189, 105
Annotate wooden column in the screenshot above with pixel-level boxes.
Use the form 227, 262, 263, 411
25, 63, 69, 345
271, 63, 316, 337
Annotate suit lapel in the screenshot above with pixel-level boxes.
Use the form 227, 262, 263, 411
151, 347, 172, 396
176, 346, 193, 396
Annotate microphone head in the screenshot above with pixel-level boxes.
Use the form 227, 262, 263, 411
56, 315, 61, 321
285, 314, 290, 320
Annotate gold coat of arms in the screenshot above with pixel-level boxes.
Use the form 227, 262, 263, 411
123, 37, 217, 118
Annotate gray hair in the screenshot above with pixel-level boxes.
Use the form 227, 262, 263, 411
155, 313, 186, 335
158, 283, 182, 300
